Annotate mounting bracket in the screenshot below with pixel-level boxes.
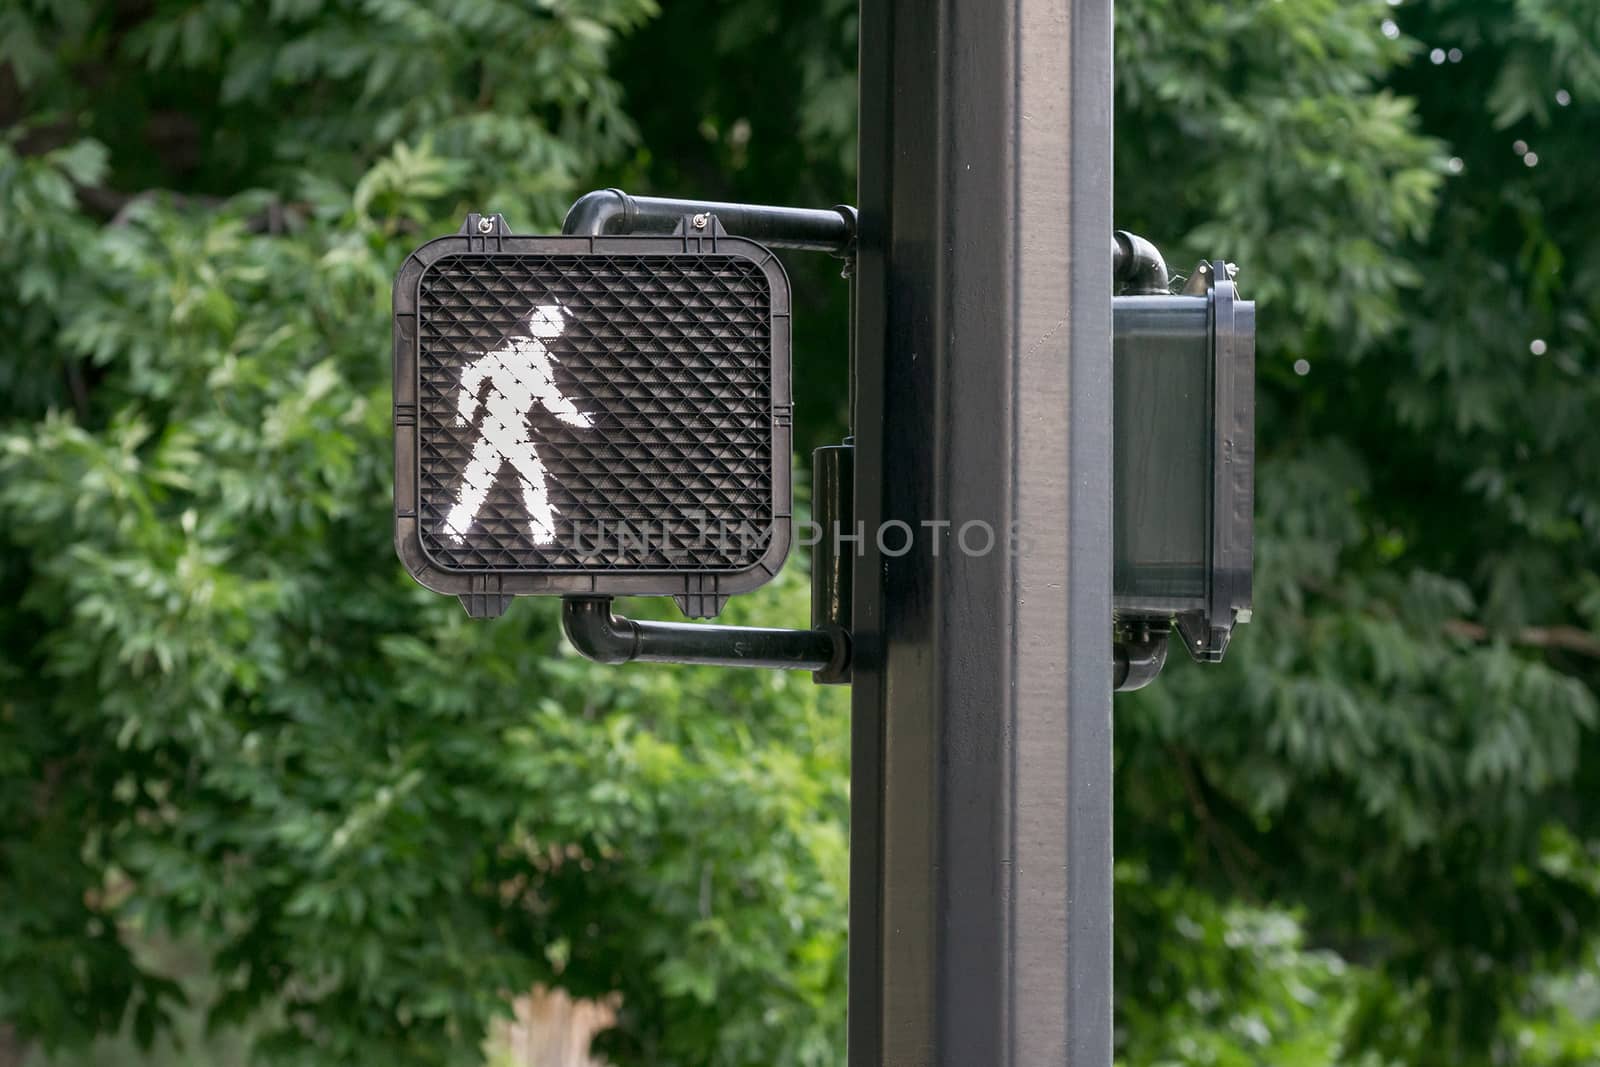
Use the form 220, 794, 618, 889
551, 189, 1209, 691
557, 191, 856, 684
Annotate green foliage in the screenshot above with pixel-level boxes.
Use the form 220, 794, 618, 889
3, 0, 653, 224
0, 130, 846, 1066
1505, 955, 1600, 1066
608, 0, 858, 452
1116, 0, 1600, 1062
0, 3, 843, 1065
1115, 0, 1444, 348
4, 0, 1600, 1065
1115, 863, 1387, 1067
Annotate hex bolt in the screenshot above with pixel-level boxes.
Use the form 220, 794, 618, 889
477, 216, 495, 235
692, 213, 710, 230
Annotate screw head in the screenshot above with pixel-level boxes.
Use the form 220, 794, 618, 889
477, 216, 496, 235
692, 213, 710, 230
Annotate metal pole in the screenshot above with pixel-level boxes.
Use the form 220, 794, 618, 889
850, 0, 1114, 1065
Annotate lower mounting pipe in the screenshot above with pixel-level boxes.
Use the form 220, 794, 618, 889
562, 597, 846, 673
1114, 627, 1169, 692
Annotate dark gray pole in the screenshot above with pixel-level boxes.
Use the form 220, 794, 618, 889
849, 0, 1113, 1064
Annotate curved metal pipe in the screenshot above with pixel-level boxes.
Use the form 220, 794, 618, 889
562, 597, 844, 672
562, 188, 856, 255
570, 191, 1151, 285
1113, 230, 1170, 295
1113, 630, 1169, 692
562, 188, 635, 238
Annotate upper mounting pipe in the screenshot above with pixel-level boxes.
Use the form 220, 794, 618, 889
1112, 230, 1170, 295
563, 188, 857, 256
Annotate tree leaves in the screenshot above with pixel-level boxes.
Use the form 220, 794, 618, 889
0, 5, 846, 1064
7, 0, 1600, 1064
1116, 0, 1600, 1058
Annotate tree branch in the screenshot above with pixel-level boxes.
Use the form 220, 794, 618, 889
1444, 620, 1600, 659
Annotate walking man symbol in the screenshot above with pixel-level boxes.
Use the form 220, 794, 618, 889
443, 302, 594, 545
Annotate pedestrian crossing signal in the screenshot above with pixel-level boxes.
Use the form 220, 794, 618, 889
393, 214, 794, 619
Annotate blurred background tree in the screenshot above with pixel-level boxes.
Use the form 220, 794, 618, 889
1, 1, 1599, 1066
0, 4, 845, 1067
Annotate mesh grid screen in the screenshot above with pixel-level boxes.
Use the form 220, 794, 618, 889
416, 253, 775, 572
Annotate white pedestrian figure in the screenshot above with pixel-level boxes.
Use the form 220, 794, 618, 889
443, 302, 594, 545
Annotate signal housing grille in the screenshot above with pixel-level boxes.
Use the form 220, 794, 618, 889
393, 231, 792, 610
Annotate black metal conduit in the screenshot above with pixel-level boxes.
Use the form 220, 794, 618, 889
563, 188, 857, 256
1112, 229, 1170, 295
1113, 627, 1168, 692
569, 188, 1159, 289
555, 189, 1168, 688
562, 597, 842, 672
